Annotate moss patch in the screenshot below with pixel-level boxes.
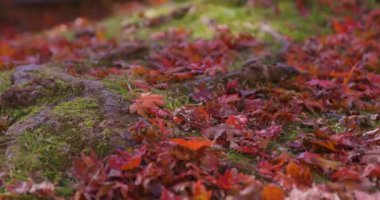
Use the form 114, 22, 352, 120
103, 77, 139, 102
52, 97, 101, 127
8, 106, 44, 124
0, 79, 81, 129
5, 97, 107, 183
0, 70, 12, 94
8, 129, 71, 181
93, 0, 333, 43
110, 0, 332, 42
227, 150, 256, 174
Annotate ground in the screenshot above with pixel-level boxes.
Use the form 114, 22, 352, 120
0, 0, 380, 199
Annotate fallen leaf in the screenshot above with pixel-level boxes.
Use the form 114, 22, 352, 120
331, 167, 360, 182
215, 169, 255, 190
285, 162, 312, 186
298, 152, 341, 172
5, 180, 31, 194
108, 147, 146, 171
121, 157, 142, 170
192, 181, 211, 200
170, 137, 213, 151
130, 93, 166, 117
0, 115, 8, 130
261, 184, 284, 200
29, 182, 55, 198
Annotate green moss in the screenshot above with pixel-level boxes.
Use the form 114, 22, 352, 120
39, 80, 82, 105
125, 0, 332, 41
150, 88, 190, 111
100, 15, 139, 39
7, 97, 107, 182
0, 194, 40, 200
328, 120, 345, 133
227, 150, 256, 168
268, 1, 332, 41
0, 79, 81, 129
136, 3, 258, 39
103, 78, 135, 101
3, 106, 42, 125
56, 178, 76, 197
226, 150, 258, 175
49, 97, 106, 155
0, 70, 12, 94
52, 97, 100, 127
267, 124, 300, 153
279, 129, 299, 143
313, 171, 329, 184
9, 130, 70, 181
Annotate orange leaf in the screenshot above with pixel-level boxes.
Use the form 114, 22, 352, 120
130, 93, 165, 117
170, 137, 213, 151
286, 162, 312, 186
332, 20, 347, 33
216, 169, 256, 190
216, 170, 234, 189
121, 157, 142, 171
192, 181, 211, 200
130, 65, 149, 76
261, 184, 285, 200
0, 41, 13, 57
108, 146, 146, 171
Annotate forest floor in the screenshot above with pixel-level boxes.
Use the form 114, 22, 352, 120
1, 0, 380, 199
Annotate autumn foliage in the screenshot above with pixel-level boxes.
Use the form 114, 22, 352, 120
1, 0, 380, 199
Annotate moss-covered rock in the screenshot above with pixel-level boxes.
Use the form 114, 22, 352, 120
52, 97, 101, 127
4, 97, 109, 182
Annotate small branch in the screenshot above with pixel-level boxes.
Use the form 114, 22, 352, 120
259, 23, 290, 55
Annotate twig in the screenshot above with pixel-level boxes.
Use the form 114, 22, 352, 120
259, 22, 290, 55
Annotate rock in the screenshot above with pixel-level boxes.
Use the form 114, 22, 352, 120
4, 64, 135, 139
0, 78, 57, 107
240, 58, 300, 84
10, 64, 42, 85
5, 107, 51, 136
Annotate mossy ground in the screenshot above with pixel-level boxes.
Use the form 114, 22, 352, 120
94, 0, 337, 168
0, 0, 355, 197
0, 70, 12, 94
1, 97, 109, 198
100, 0, 333, 42
0, 79, 81, 129
227, 150, 257, 174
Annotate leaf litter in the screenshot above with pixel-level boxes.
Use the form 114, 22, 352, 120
1, 1, 380, 199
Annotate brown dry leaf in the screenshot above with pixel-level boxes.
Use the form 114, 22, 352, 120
0, 115, 8, 130
285, 162, 312, 186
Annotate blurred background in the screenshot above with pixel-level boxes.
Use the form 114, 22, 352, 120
0, 0, 170, 37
